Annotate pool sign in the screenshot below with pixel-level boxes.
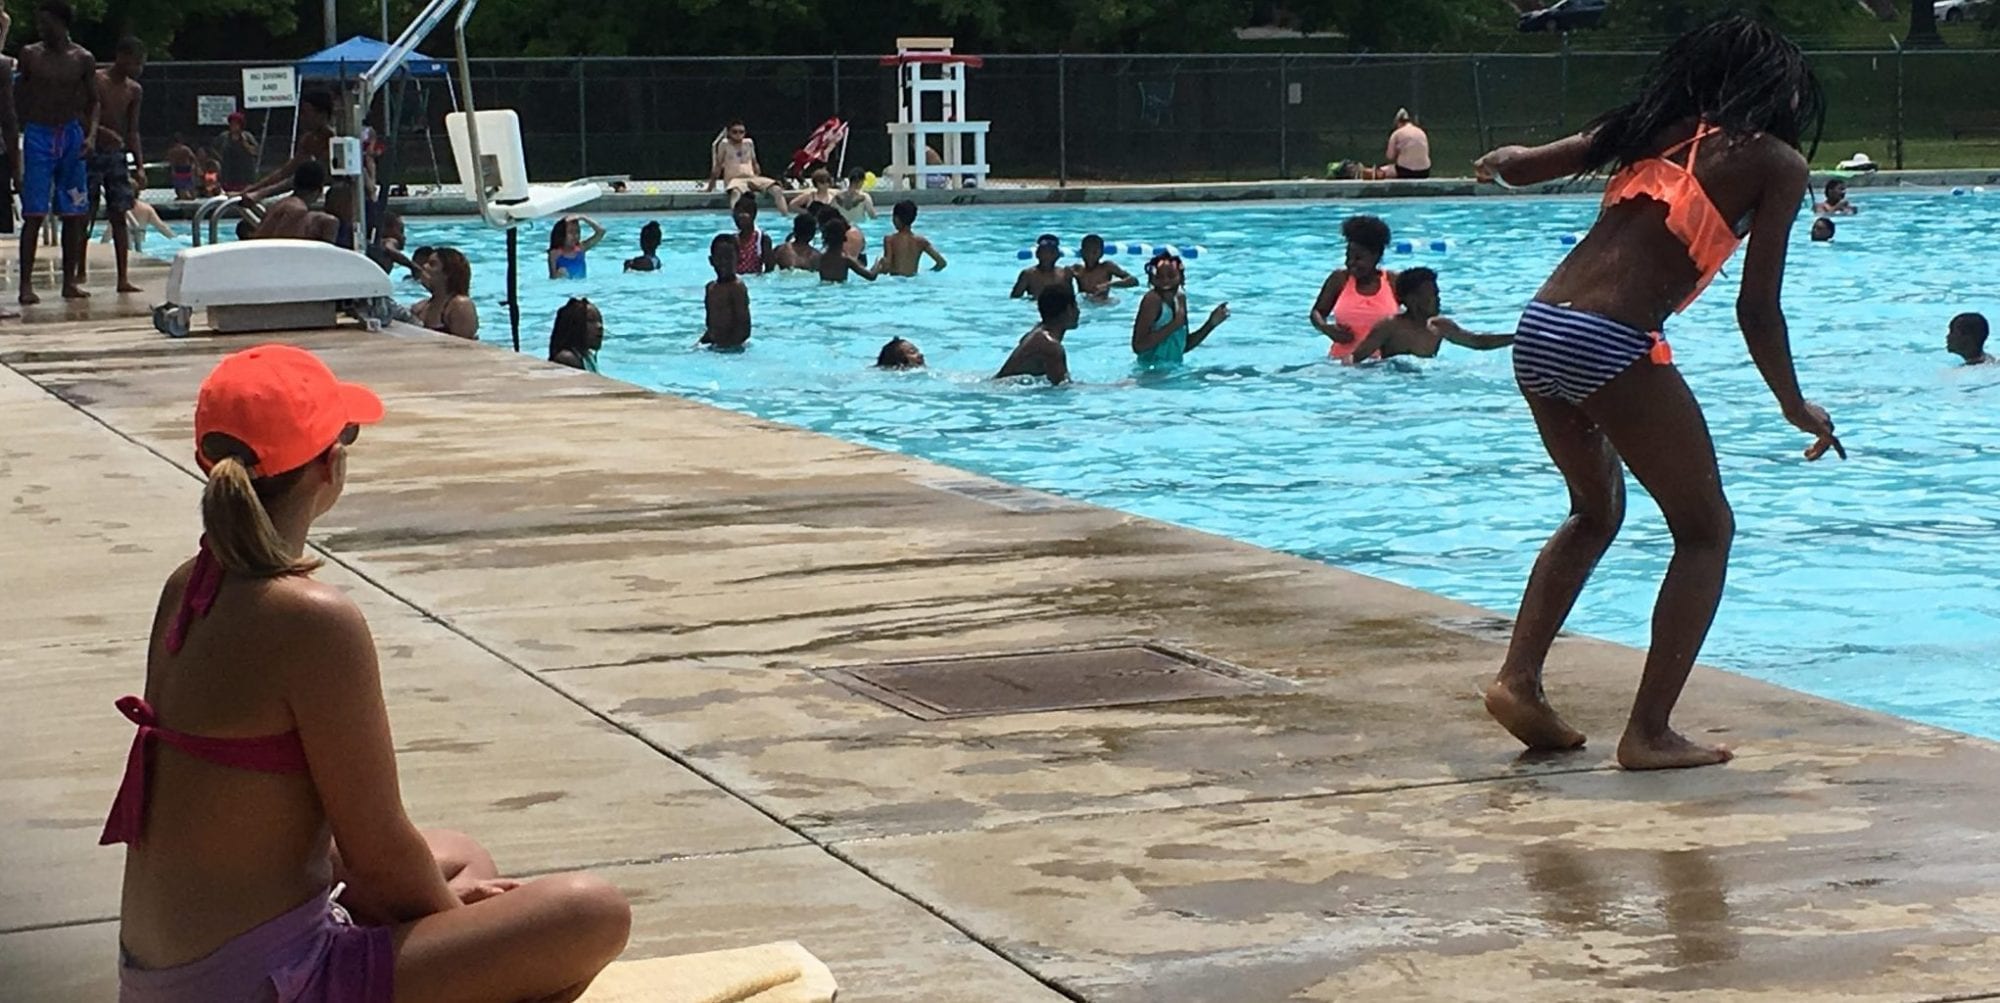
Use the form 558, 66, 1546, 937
197, 95, 236, 126
241, 66, 296, 110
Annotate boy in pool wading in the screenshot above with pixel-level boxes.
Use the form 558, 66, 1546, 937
875, 200, 947, 276
994, 285, 1080, 386
1342, 268, 1516, 362
1072, 235, 1139, 302
700, 234, 751, 350
1011, 234, 1074, 300
1473, 17, 1841, 770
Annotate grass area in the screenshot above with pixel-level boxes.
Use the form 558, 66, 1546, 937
1821, 136, 2000, 169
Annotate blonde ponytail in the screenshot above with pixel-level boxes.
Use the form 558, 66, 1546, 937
199, 452, 320, 578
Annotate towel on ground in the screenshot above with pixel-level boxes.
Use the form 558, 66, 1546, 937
577, 941, 837, 1003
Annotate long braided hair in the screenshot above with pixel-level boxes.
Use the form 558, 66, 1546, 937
1580, 16, 1825, 176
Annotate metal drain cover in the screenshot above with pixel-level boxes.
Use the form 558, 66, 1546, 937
819, 643, 1277, 720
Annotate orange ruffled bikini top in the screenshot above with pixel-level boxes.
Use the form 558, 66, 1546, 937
1600, 121, 1744, 314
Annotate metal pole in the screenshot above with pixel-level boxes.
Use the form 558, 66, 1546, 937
1057, 54, 1068, 187
1277, 56, 1288, 179
325, 0, 337, 46
831, 54, 841, 118
1471, 57, 1490, 155
575, 62, 587, 177
1893, 39, 1906, 170
1558, 35, 1569, 130
507, 227, 520, 353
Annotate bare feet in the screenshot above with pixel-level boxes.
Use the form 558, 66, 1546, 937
19, 289, 39, 306
61, 284, 90, 299
1616, 728, 1732, 771
117, 281, 142, 294
1484, 676, 1587, 751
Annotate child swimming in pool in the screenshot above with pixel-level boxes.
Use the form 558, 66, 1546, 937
772, 214, 822, 271
877, 337, 925, 369
1473, 16, 1840, 770
1072, 235, 1138, 302
1948, 313, 1992, 365
994, 285, 1080, 385
817, 215, 878, 283
875, 200, 948, 276
622, 221, 663, 272
1131, 251, 1228, 369
1011, 234, 1075, 300
1342, 268, 1515, 362
700, 234, 751, 350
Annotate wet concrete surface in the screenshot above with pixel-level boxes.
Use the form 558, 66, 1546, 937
4, 248, 2000, 1000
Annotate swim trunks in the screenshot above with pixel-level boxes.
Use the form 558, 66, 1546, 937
117, 890, 393, 1003
90, 148, 136, 213
22, 120, 89, 217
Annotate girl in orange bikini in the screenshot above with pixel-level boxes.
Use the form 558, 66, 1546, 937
1473, 17, 1842, 771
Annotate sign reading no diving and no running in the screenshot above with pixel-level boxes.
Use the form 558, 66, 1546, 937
241, 66, 296, 110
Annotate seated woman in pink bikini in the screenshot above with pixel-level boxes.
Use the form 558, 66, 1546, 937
1308, 215, 1401, 364
105, 344, 630, 1003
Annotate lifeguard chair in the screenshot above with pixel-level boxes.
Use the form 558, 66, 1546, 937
881, 38, 991, 191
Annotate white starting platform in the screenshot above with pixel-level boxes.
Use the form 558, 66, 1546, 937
152, 240, 394, 338
881, 37, 991, 191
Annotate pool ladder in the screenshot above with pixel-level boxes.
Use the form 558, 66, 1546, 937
189, 195, 266, 247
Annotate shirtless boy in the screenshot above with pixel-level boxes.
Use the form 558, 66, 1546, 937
252, 160, 330, 240
994, 285, 1079, 386
874, 200, 947, 276
1343, 268, 1516, 362
1010, 234, 1073, 300
771, 214, 821, 271
700, 233, 752, 350
817, 216, 878, 283
1071, 234, 1137, 300
245, 90, 335, 201
16, 0, 99, 304
88, 36, 145, 293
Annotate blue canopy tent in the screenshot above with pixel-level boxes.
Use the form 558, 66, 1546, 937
290, 36, 458, 188
296, 36, 451, 80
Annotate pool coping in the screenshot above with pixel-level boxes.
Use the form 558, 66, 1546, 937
155, 167, 2000, 219
7, 245, 2000, 1001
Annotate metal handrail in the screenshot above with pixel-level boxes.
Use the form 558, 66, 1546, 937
190, 195, 264, 247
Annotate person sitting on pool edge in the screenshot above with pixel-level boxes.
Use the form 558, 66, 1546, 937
817, 215, 878, 283
1342, 268, 1516, 362
1133, 251, 1229, 369
877, 337, 925, 369
623, 221, 664, 273
1310, 215, 1400, 363
549, 297, 604, 371
875, 200, 947, 276
104, 344, 631, 1003
1949, 312, 1992, 365
1810, 217, 1835, 242
547, 215, 605, 279
700, 233, 752, 349
995, 285, 1080, 385
772, 214, 821, 271
1011, 234, 1074, 300
1073, 235, 1138, 301
1812, 178, 1856, 216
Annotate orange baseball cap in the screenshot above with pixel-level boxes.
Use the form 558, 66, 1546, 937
193, 344, 383, 477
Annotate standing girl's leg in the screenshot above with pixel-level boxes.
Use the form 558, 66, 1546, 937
1584, 361, 1735, 770
1489, 390, 1627, 751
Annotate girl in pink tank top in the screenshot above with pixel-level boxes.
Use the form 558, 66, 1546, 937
1309, 215, 1400, 362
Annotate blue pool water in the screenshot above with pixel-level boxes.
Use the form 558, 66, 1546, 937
404, 192, 2000, 738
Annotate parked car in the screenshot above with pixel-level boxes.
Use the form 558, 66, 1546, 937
1934, 0, 1992, 22
1518, 0, 1609, 33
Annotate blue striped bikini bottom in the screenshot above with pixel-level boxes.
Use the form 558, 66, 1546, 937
1511, 300, 1665, 405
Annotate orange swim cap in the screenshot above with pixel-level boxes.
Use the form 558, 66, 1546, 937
194, 344, 383, 477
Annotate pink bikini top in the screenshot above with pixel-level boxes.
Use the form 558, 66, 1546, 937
100, 546, 310, 848
1330, 272, 1400, 361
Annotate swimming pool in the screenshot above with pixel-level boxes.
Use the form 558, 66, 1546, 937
404, 191, 2000, 739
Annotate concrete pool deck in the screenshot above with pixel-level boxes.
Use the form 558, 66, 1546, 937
5, 248, 2000, 1001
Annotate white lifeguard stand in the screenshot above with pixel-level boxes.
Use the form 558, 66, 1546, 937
881, 38, 991, 191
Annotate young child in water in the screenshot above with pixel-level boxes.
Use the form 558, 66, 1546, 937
1071, 235, 1138, 301
623, 221, 663, 272
994, 285, 1080, 385
699, 234, 751, 350
874, 200, 947, 276
817, 215, 878, 283
1342, 268, 1515, 362
1948, 312, 1992, 365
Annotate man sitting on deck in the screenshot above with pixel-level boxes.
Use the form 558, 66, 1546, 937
705, 120, 781, 198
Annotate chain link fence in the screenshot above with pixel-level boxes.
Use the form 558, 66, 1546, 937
136, 49, 2000, 188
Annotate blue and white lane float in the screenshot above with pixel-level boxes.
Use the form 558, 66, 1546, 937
1390, 238, 1455, 253
1015, 242, 1208, 260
